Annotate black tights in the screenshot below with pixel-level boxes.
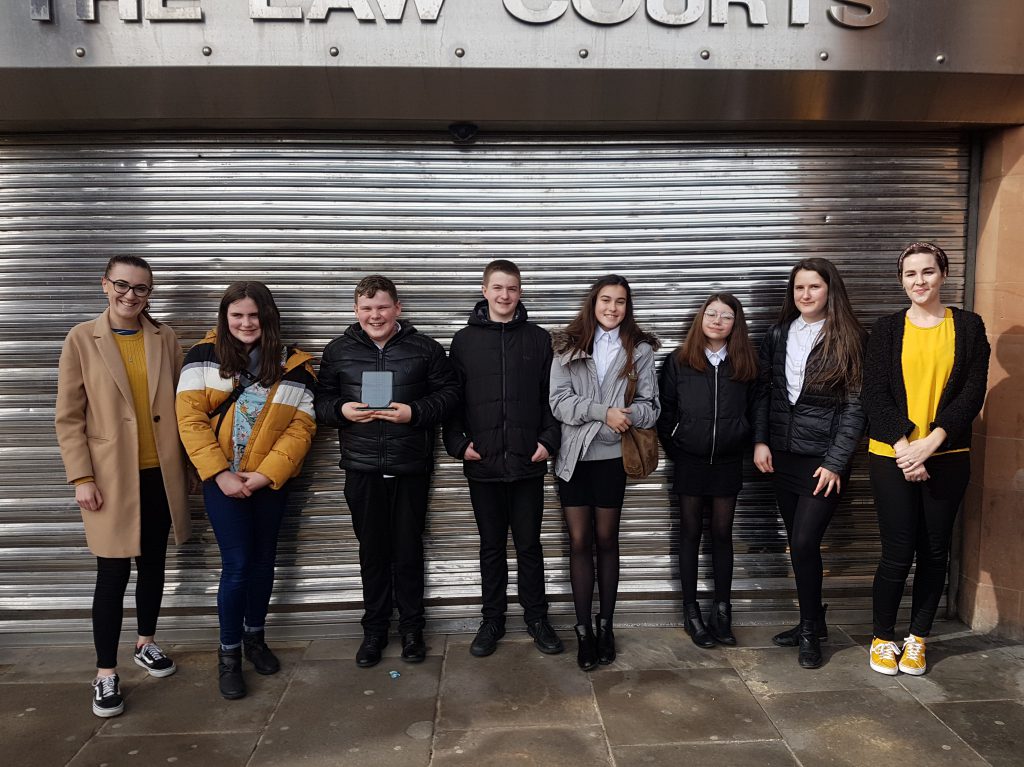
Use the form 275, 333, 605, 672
775, 488, 839, 621
678, 495, 736, 605
563, 506, 621, 625
92, 468, 172, 669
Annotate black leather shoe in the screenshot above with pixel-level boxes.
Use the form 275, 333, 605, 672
470, 620, 505, 657
708, 601, 737, 646
400, 631, 426, 663
574, 621, 598, 671
595, 615, 616, 664
683, 603, 716, 649
798, 619, 823, 669
772, 604, 828, 647
527, 618, 564, 655
217, 647, 247, 700
243, 630, 281, 675
356, 634, 388, 668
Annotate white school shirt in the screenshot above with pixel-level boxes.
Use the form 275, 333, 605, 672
786, 317, 825, 405
593, 326, 622, 386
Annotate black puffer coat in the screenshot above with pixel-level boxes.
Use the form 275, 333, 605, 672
443, 300, 560, 482
753, 322, 865, 474
314, 322, 460, 475
657, 352, 754, 464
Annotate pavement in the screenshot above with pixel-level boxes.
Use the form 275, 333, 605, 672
2, 620, 1022, 767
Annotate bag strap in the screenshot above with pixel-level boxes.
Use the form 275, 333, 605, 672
208, 368, 258, 440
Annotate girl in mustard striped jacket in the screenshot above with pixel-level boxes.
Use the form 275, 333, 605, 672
176, 281, 316, 700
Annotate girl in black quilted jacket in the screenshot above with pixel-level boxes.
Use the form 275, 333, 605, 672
753, 258, 867, 669
657, 293, 758, 650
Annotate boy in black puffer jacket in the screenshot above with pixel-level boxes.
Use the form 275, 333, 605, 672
444, 260, 563, 658
315, 275, 459, 669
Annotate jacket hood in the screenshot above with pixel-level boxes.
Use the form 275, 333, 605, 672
196, 328, 313, 374
468, 299, 529, 329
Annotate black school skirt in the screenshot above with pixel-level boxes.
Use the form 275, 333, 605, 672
558, 457, 627, 508
672, 453, 743, 497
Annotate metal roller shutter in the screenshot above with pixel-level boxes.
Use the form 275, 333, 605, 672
0, 131, 970, 641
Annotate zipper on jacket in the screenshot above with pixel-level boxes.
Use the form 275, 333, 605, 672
378, 347, 387, 473
710, 363, 719, 465
501, 323, 509, 474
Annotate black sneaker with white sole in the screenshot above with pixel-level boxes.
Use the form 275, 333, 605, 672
133, 642, 177, 678
91, 674, 124, 718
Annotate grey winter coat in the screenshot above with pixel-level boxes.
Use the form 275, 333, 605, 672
549, 337, 660, 482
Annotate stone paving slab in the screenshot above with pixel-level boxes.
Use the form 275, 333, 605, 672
591, 667, 780, 746
598, 627, 733, 670
66, 733, 259, 767
249, 657, 441, 767
438, 638, 598, 731
613, 741, 800, 767
928, 700, 1024, 767
883, 635, 1024, 704
0, 682, 104, 767
432, 726, 611, 766
108, 648, 304, 735
303, 635, 445, 662
728, 641, 900, 696
759, 686, 990, 767
0, 645, 149, 684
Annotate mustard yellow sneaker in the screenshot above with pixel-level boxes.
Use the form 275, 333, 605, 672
898, 634, 927, 676
870, 637, 900, 675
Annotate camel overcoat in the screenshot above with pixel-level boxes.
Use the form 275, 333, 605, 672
55, 309, 192, 558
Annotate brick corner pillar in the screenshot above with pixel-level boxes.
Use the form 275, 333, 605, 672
958, 125, 1024, 641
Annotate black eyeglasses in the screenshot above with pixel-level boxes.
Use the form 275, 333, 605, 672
107, 279, 152, 298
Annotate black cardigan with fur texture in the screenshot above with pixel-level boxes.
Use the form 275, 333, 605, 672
863, 306, 990, 452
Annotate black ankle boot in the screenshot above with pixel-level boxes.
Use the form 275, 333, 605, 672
708, 601, 737, 646
772, 603, 828, 647
595, 615, 616, 665
574, 621, 598, 671
798, 619, 823, 669
218, 647, 247, 700
243, 630, 281, 675
683, 603, 715, 649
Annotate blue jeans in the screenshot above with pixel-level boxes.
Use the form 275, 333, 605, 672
204, 480, 289, 647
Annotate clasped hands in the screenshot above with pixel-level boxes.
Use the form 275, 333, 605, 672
341, 401, 413, 425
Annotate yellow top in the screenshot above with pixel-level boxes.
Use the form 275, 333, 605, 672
114, 331, 160, 470
869, 308, 966, 458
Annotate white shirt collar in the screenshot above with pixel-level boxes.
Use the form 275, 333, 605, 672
595, 326, 621, 346
705, 346, 728, 365
792, 316, 826, 332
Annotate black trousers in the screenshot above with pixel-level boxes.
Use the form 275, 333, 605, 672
870, 452, 970, 640
344, 470, 430, 635
468, 476, 548, 624
92, 468, 172, 669
773, 486, 841, 623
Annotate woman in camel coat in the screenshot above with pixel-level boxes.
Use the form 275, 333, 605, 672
55, 255, 191, 719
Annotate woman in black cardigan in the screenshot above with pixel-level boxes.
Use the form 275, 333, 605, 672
863, 242, 989, 677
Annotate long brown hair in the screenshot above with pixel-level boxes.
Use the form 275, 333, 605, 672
778, 258, 865, 392
215, 281, 284, 387
675, 293, 758, 382
104, 255, 160, 328
562, 274, 659, 378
